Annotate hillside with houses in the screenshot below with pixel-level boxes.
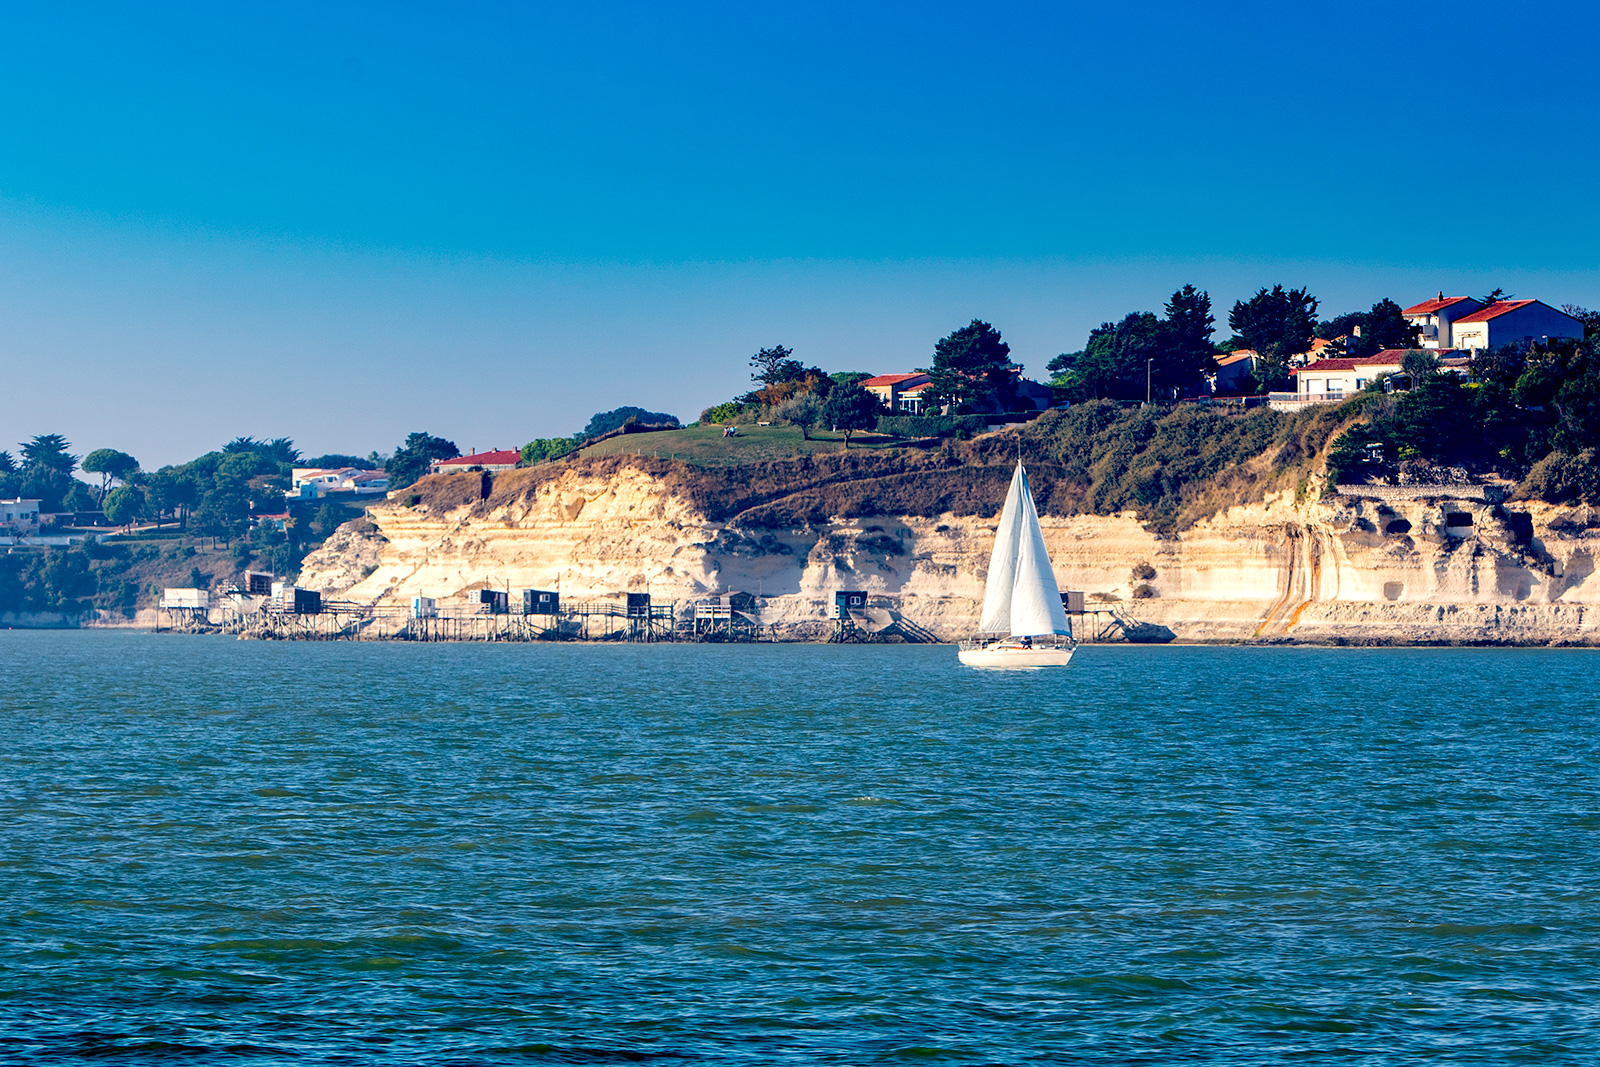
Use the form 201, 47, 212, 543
4, 284, 1600, 630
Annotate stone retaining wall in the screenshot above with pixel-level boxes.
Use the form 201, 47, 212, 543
1336, 483, 1508, 504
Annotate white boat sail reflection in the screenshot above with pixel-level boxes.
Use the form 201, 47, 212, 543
958, 460, 1075, 668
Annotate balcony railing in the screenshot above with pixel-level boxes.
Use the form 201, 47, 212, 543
1268, 391, 1347, 409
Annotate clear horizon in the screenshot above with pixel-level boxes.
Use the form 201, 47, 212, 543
3, 0, 1597, 469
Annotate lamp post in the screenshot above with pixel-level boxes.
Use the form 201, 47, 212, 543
1146, 359, 1153, 406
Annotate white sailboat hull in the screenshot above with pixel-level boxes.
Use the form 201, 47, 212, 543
957, 643, 1076, 669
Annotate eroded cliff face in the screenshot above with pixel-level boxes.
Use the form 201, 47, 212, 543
297, 464, 1600, 644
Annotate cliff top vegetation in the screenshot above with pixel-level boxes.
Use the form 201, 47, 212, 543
403, 401, 1350, 535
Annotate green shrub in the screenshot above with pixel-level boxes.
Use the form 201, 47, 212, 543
1018, 401, 1341, 530
700, 401, 747, 425
876, 414, 987, 438
520, 438, 577, 465
1516, 449, 1600, 504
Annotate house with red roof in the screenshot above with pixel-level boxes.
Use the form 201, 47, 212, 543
1449, 300, 1583, 352
1279, 350, 1467, 409
1289, 354, 1407, 404
1402, 294, 1484, 350
860, 373, 929, 410
431, 449, 522, 474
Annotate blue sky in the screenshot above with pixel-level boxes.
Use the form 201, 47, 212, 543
2, 1, 1597, 466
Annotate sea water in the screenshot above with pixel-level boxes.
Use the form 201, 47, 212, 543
2, 631, 1598, 1064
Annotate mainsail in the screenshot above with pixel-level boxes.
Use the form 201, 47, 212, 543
977, 462, 1071, 637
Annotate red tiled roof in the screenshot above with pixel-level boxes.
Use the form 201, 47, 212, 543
1403, 296, 1476, 316
1452, 299, 1542, 324
1291, 355, 1404, 375
1291, 350, 1460, 375
860, 373, 928, 388
1216, 351, 1257, 367
438, 450, 522, 466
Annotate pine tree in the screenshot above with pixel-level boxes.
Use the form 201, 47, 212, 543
1228, 285, 1319, 358
920, 320, 1018, 412
1158, 285, 1217, 395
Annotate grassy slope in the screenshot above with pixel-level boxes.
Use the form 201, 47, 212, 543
578, 424, 903, 466
411, 402, 1352, 535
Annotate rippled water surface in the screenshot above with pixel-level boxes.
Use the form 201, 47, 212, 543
3, 633, 1599, 1064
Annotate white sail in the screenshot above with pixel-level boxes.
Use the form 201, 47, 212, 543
976, 464, 1026, 633
978, 462, 1070, 637
1009, 466, 1071, 636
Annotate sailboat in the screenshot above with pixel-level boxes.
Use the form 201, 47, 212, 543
958, 461, 1075, 668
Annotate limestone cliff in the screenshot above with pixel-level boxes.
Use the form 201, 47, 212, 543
296, 460, 1600, 645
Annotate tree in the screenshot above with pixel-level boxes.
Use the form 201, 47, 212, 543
146, 468, 199, 529
774, 393, 824, 440
700, 402, 745, 425
20, 434, 76, 475
829, 371, 873, 388
81, 449, 140, 503
1400, 349, 1441, 384
314, 503, 343, 536
1319, 299, 1419, 358
1228, 285, 1319, 357
753, 370, 832, 408
1362, 298, 1419, 352
302, 453, 369, 469
580, 407, 680, 439
1480, 287, 1512, 307
0, 451, 15, 474
520, 438, 577, 464
820, 382, 882, 448
103, 485, 144, 530
1470, 343, 1527, 392
1057, 314, 1163, 401
1552, 347, 1600, 453
1248, 351, 1294, 394
222, 437, 300, 465
386, 432, 460, 490
1392, 374, 1478, 464
920, 319, 1019, 413
749, 344, 804, 385
1157, 285, 1218, 396
1560, 305, 1600, 348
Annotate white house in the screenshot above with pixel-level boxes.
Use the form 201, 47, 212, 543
1290, 354, 1407, 402
0, 498, 42, 530
1450, 300, 1585, 351
291, 467, 391, 499
1285, 349, 1470, 408
1403, 294, 1484, 350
